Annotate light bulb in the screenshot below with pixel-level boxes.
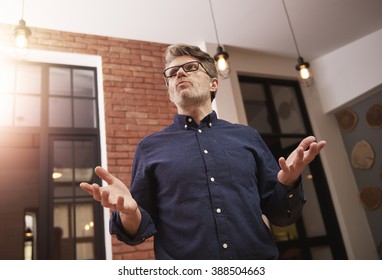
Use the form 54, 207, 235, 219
299, 66, 311, 80
14, 31, 29, 49
216, 56, 228, 72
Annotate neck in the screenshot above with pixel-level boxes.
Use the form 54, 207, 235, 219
177, 104, 212, 124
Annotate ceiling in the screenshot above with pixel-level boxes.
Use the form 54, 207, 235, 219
1, 0, 382, 60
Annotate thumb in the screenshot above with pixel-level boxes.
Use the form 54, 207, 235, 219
94, 166, 116, 185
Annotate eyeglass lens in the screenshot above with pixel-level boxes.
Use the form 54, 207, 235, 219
164, 61, 200, 78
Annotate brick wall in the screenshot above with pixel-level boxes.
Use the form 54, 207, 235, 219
0, 23, 177, 259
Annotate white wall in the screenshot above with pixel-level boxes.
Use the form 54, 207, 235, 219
202, 28, 382, 259
313, 28, 382, 114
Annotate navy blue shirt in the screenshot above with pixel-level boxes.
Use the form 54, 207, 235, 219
110, 111, 305, 259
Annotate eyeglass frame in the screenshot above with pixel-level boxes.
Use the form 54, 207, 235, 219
162, 60, 212, 81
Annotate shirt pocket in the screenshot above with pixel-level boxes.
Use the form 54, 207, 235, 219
224, 150, 258, 188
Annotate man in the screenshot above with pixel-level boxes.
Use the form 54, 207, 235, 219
80, 44, 326, 259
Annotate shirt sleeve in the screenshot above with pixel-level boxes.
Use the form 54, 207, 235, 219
252, 130, 306, 227
109, 140, 158, 245
109, 208, 157, 246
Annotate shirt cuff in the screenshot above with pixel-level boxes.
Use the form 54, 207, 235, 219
279, 177, 306, 217
109, 207, 156, 246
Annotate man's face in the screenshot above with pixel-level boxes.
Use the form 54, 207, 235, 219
165, 56, 217, 109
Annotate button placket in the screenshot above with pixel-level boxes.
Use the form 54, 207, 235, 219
195, 120, 231, 258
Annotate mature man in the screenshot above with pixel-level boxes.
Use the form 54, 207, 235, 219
80, 44, 326, 259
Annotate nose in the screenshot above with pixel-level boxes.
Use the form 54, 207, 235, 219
175, 66, 187, 77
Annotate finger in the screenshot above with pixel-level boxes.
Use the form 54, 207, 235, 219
116, 196, 125, 211
90, 183, 102, 201
80, 182, 99, 196
100, 189, 111, 207
303, 141, 323, 164
94, 166, 116, 185
298, 136, 316, 151
316, 140, 327, 153
278, 157, 289, 171
294, 147, 304, 163
79, 182, 93, 193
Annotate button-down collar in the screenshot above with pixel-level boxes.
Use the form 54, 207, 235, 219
173, 111, 218, 130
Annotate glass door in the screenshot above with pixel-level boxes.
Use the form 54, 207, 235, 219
239, 75, 347, 259
0, 60, 105, 260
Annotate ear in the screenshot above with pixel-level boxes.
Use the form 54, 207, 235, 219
210, 77, 218, 94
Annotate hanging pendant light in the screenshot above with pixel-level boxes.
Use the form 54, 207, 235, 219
209, 0, 230, 79
282, 0, 313, 86
296, 56, 311, 80
13, 0, 32, 49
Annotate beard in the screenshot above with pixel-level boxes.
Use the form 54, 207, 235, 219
170, 81, 211, 109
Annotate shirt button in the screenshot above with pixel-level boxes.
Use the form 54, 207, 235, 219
222, 243, 228, 249
216, 208, 221, 213
187, 118, 192, 123
198, 129, 202, 133
210, 177, 215, 182
203, 150, 208, 154
288, 193, 294, 199
184, 124, 188, 129
209, 122, 212, 127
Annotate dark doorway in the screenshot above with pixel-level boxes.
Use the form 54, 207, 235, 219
239, 75, 347, 259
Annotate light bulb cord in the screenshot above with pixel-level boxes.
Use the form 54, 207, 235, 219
282, 0, 301, 57
21, 0, 25, 19
209, 0, 221, 46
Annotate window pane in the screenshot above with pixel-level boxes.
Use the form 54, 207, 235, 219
0, 95, 14, 126
77, 242, 94, 260
76, 203, 95, 260
49, 97, 72, 127
53, 203, 75, 259
74, 141, 94, 196
76, 203, 94, 238
15, 95, 41, 126
53, 141, 74, 188
54, 204, 70, 239
74, 99, 96, 128
0, 63, 15, 94
73, 69, 95, 97
16, 64, 41, 94
49, 67, 71, 96
240, 82, 272, 133
270, 85, 307, 134
53, 184, 73, 198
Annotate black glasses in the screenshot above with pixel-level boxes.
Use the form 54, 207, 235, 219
163, 61, 210, 79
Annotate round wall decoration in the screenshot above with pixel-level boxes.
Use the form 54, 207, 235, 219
278, 101, 292, 120
335, 108, 358, 132
365, 103, 382, 128
351, 140, 375, 169
359, 186, 382, 210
